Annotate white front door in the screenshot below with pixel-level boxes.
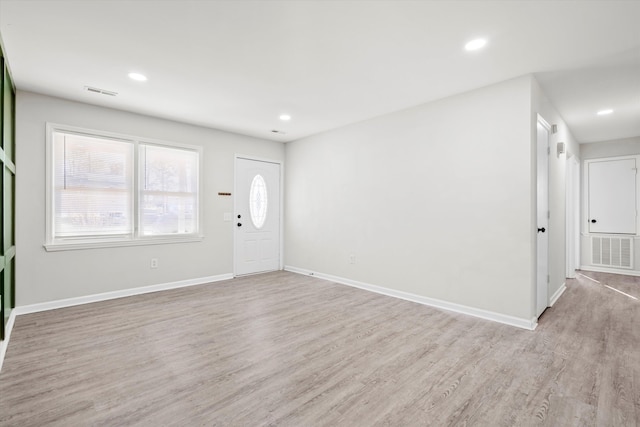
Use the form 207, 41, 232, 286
536, 118, 549, 318
588, 158, 637, 234
235, 157, 281, 276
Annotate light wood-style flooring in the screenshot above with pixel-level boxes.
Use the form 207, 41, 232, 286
0, 270, 638, 426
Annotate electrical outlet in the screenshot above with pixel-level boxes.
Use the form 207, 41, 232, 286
349, 253, 356, 264
151, 258, 158, 269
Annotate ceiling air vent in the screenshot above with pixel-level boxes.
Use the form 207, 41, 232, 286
84, 86, 118, 97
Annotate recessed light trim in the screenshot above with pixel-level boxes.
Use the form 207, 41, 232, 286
597, 109, 613, 116
128, 72, 148, 81
465, 38, 487, 51
279, 114, 291, 121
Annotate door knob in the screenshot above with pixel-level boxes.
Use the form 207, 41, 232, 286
537, 227, 546, 233
591, 219, 597, 223
237, 222, 242, 227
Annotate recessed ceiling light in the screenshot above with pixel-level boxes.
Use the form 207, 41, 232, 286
128, 72, 147, 81
465, 38, 487, 51
597, 109, 613, 115
279, 114, 291, 121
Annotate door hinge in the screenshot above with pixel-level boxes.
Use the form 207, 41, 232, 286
547, 210, 550, 219
547, 147, 551, 155
547, 275, 550, 284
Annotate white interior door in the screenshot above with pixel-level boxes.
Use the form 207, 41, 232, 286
536, 119, 549, 318
588, 158, 637, 234
235, 158, 281, 276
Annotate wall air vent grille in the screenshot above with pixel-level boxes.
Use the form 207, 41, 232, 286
591, 236, 633, 269
84, 86, 118, 97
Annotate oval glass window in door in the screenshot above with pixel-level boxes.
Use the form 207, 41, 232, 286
249, 174, 268, 229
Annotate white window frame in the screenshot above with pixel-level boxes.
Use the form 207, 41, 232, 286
44, 123, 203, 251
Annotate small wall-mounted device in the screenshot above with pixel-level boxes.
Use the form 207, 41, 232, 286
551, 124, 558, 134
557, 142, 566, 156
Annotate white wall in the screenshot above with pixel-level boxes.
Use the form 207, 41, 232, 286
285, 76, 536, 322
579, 136, 640, 275
16, 91, 285, 305
531, 78, 580, 299
581, 136, 640, 160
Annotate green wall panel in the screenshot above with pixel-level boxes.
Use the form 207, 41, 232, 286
0, 43, 16, 342
3, 66, 14, 162
4, 171, 14, 249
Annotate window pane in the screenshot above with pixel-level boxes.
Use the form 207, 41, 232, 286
249, 174, 268, 229
140, 144, 198, 236
54, 132, 133, 237
141, 194, 197, 235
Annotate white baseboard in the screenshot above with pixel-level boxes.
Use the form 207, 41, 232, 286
0, 309, 17, 372
579, 265, 640, 277
284, 266, 537, 331
13, 273, 234, 316
549, 283, 566, 307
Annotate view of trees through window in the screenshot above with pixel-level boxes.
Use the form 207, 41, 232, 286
54, 133, 133, 237
51, 129, 199, 242
140, 145, 198, 235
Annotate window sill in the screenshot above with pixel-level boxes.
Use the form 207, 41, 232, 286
43, 235, 204, 252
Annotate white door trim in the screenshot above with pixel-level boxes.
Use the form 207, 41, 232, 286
566, 155, 580, 278
536, 114, 550, 318
233, 154, 284, 276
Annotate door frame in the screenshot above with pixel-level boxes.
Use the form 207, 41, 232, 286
536, 114, 550, 318
233, 154, 284, 276
565, 154, 580, 278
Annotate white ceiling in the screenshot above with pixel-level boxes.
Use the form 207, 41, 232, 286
0, 0, 638, 144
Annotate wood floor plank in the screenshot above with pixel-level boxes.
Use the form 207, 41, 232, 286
0, 270, 638, 426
